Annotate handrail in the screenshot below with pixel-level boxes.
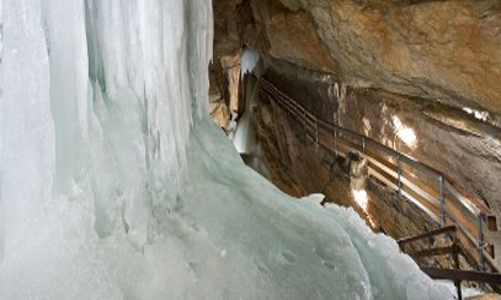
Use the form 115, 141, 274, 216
396, 225, 501, 298
259, 77, 498, 272
422, 268, 501, 292
398, 225, 457, 246
261, 78, 494, 216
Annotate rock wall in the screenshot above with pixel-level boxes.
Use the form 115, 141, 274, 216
247, 0, 501, 117
261, 57, 501, 218
212, 0, 501, 129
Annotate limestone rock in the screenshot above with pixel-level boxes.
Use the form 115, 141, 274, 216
229, 0, 501, 115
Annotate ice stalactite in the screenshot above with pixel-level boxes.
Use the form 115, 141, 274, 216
0, 0, 213, 297
1, 0, 55, 255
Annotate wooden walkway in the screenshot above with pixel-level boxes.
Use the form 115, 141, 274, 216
259, 77, 499, 274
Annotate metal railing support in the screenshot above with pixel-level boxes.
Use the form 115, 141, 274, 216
452, 236, 463, 300
478, 214, 486, 272
439, 176, 445, 227
362, 137, 366, 154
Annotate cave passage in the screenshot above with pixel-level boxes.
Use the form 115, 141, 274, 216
2, 0, 501, 299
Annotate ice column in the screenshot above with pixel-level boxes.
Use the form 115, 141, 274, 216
1, 0, 55, 254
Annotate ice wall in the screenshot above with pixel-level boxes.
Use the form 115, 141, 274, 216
0, 0, 452, 299
0, 0, 4, 258
1, 0, 55, 255
0, 0, 212, 297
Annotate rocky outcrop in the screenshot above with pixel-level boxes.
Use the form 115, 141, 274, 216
208, 46, 241, 132
246, 0, 501, 118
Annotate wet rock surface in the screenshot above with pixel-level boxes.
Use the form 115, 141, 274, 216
247, 0, 501, 116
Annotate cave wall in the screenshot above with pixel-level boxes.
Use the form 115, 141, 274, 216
210, 0, 501, 221
247, 0, 501, 118
259, 57, 501, 218
212, 0, 501, 118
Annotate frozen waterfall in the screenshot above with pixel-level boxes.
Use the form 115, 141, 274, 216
0, 0, 452, 299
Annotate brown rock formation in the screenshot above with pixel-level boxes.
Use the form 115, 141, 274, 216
214, 0, 501, 116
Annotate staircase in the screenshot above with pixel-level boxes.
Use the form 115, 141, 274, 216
258, 77, 500, 281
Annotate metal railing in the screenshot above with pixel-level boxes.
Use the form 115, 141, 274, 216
398, 226, 501, 299
259, 77, 498, 272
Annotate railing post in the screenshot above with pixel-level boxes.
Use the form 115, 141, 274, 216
397, 155, 402, 197
452, 233, 462, 300
315, 117, 319, 148
362, 137, 366, 154
478, 214, 486, 272
439, 176, 445, 227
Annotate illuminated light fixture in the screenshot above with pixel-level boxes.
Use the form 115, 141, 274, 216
353, 189, 369, 212
352, 189, 377, 228
392, 116, 417, 149
463, 107, 489, 121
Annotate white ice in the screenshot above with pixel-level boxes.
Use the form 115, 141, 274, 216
233, 74, 259, 155
0, 0, 453, 299
241, 47, 260, 77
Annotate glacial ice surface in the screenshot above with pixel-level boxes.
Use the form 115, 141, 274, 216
0, 0, 453, 299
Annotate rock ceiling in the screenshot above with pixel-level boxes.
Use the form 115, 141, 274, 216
213, 0, 501, 115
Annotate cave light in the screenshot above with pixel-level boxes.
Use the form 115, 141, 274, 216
463, 107, 489, 121
353, 189, 369, 212
352, 189, 377, 228
392, 116, 417, 149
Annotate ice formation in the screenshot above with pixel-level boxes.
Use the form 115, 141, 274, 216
0, 0, 452, 299
240, 47, 260, 77
233, 59, 260, 155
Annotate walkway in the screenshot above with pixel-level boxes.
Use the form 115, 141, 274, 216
259, 77, 498, 273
